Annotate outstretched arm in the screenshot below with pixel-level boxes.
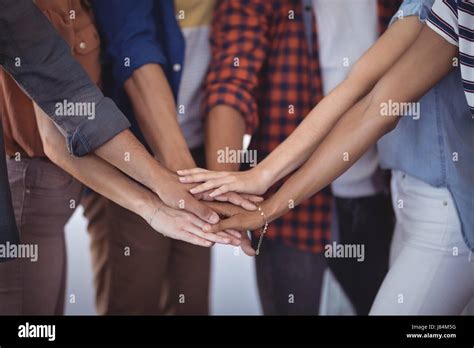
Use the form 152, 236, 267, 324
179, 16, 425, 196
0, 0, 221, 224
205, 25, 458, 234
34, 106, 231, 247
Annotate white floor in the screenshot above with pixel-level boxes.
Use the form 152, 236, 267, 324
64, 207, 262, 315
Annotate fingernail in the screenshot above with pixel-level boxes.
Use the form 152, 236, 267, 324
247, 203, 257, 210
179, 177, 187, 183
190, 188, 197, 194
177, 170, 183, 174
203, 224, 211, 232
206, 241, 212, 247
209, 213, 219, 224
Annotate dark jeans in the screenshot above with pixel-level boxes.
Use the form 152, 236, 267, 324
0, 123, 20, 255
254, 239, 326, 315
329, 193, 395, 315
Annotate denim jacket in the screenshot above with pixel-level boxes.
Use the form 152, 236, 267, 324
378, 0, 474, 250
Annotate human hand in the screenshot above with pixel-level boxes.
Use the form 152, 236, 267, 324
202, 201, 246, 246
177, 167, 271, 197
200, 204, 271, 256
153, 169, 220, 224
145, 203, 232, 247
196, 190, 263, 211
201, 201, 261, 255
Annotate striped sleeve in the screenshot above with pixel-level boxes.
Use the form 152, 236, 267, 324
427, 0, 459, 46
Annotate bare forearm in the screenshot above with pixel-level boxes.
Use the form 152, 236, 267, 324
93, 122, 219, 223
263, 97, 387, 220
257, 79, 364, 185
264, 26, 457, 221
35, 108, 159, 223
124, 63, 195, 170
257, 17, 424, 187
205, 105, 245, 171
93, 128, 169, 195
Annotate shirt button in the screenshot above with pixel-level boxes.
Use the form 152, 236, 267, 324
173, 63, 182, 72
79, 42, 87, 50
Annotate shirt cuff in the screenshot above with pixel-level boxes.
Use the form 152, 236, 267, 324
67, 97, 131, 156
203, 83, 259, 135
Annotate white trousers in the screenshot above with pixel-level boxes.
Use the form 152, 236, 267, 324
370, 171, 474, 315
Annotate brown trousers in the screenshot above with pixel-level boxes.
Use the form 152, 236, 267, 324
82, 147, 211, 315
0, 157, 82, 315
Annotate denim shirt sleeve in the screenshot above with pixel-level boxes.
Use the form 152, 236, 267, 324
390, 0, 435, 26
92, 0, 168, 87
0, 0, 131, 157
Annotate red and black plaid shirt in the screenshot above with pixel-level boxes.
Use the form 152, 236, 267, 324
204, 0, 401, 253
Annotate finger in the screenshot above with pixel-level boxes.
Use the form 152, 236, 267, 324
198, 189, 230, 202
241, 194, 264, 203
213, 193, 256, 211
189, 177, 233, 195
176, 168, 209, 175
176, 230, 213, 247
186, 213, 206, 228
240, 231, 256, 256
184, 195, 220, 224
186, 224, 231, 244
209, 184, 237, 198
225, 192, 257, 211
179, 171, 227, 184
203, 216, 241, 233
216, 231, 241, 246
223, 229, 242, 239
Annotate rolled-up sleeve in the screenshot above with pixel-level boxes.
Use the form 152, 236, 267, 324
203, 0, 270, 135
92, 0, 168, 87
0, 0, 131, 156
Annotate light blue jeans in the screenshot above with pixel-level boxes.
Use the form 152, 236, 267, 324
370, 171, 474, 315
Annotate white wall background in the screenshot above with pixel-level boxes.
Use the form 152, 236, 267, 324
64, 207, 262, 315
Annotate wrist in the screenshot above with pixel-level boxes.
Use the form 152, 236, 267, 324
146, 164, 172, 197
160, 148, 195, 172
260, 196, 284, 223
134, 190, 160, 223
252, 165, 274, 192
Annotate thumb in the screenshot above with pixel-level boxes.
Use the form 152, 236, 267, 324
185, 195, 220, 224
203, 215, 241, 233
240, 231, 256, 256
